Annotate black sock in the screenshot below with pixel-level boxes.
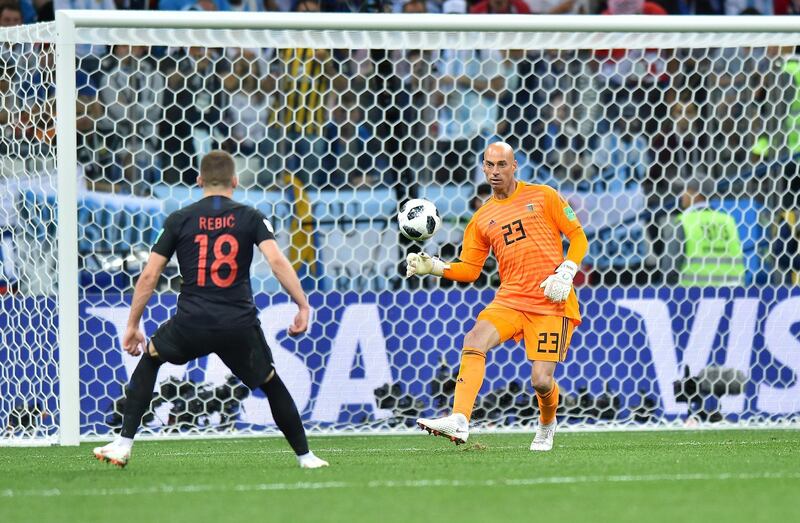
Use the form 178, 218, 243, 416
120, 353, 163, 439
259, 374, 310, 456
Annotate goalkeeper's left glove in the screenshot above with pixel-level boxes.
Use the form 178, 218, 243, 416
405, 252, 447, 278
540, 260, 578, 303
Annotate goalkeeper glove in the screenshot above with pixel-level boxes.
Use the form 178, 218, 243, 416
406, 252, 447, 278
540, 260, 578, 303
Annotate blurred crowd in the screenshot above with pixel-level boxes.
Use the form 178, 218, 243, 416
1, 0, 800, 289
2, 0, 799, 21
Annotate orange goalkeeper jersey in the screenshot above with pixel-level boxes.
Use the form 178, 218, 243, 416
448, 182, 583, 323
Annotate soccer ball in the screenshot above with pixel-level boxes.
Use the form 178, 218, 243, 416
398, 198, 441, 241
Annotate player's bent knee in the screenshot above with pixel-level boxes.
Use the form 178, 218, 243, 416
531, 374, 553, 394
462, 331, 491, 353
262, 368, 276, 385
144, 342, 168, 365
147, 341, 161, 360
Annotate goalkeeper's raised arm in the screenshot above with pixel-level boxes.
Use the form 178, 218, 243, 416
408, 141, 589, 453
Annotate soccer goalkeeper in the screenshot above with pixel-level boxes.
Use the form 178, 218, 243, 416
407, 141, 588, 451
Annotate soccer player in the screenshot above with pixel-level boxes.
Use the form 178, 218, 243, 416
93, 150, 328, 469
407, 141, 588, 451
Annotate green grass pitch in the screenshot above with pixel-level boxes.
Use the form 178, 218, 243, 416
1, 430, 797, 523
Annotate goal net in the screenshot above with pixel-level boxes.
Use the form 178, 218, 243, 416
2, 12, 800, 444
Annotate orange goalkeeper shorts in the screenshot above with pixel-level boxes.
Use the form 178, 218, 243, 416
476, 303, 576, 362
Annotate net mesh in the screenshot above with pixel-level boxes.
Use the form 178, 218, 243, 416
2, 18, 800, 442
0, 23, 60, 443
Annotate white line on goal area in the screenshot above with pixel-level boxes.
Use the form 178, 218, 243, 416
133, 437, 800, 455
6, 438, 798, 460
2, 472, 799, 498
5, 438, 798, 460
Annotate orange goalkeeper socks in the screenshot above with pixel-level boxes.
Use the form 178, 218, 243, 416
453, 348, 486, 421
537, 380, 559, 425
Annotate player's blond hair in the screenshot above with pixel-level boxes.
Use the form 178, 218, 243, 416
200, 150, 235, 187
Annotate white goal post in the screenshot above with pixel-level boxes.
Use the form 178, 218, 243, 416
2, 12, 800, 445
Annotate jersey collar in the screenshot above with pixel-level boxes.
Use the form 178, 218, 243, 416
491, 180, 524, 205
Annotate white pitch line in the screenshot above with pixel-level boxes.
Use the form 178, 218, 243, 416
147, 438, 800, 456
1, 438, 798, 460
2, 472, 799, 498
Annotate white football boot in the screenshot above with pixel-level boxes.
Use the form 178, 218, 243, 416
297, 451, 329, 469
93, 440, 132, 468
529, 420, 557, 452
416, 413, 469, 445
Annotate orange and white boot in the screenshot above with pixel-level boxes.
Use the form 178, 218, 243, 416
93, 439, 132, 468
416, 413, 469, 445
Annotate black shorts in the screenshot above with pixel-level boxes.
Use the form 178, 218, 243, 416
150, 317, 274, 389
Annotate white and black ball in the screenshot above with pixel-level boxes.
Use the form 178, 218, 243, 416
398, 198, 441, 241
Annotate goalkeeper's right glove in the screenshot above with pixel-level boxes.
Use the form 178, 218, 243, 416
539, 260, 578, 303
406, 252, 447, 278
